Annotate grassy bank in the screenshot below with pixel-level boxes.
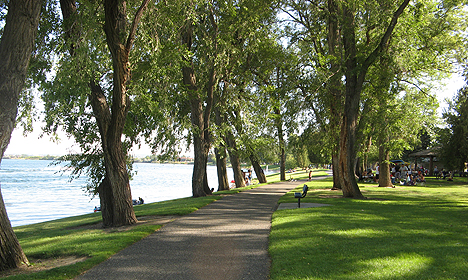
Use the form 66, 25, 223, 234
4, 196, 221, 280
3, 169, 322, 279
270, 176, 468, 279
7, 170, 464, 279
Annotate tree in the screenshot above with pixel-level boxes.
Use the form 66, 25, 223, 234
288, 134, 311, 169
213, 104, 230, 191
151, 0, 278, 193
359, 0, 467, 187
281, 0, 345, 189
281, 0, 345, 188
440, 80, 468, 173
179, 3, 218, 197
43, 0, 152, 227
246, 39, 304, 181
224, 87, 269, 184
282, 0, 413, 196
335, 0, 410, 198
0, 0, 42, 270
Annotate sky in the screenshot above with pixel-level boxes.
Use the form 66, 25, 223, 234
4, 74, 466, 157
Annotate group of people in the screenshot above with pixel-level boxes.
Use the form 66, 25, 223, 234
94, 196, 145, 212
433, 166, 457, 181
359, 169, 379, 183
242, 169, 253, 186
359, 164, 427, 186
391, 164, 426, 185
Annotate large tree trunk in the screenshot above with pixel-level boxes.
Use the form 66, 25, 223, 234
0, 0, 42, 270
59, 0, 146, 226
337, 4, 364, 198
331, 153, 341, 190
89, 78, 137, 227
214, 107, 230, 191
215, 147, 229, 191
337, 0, 409, 198
226, 132, 246, 189
338, 113, 364, 198
97, 177, 113, 226
273, 107, 286, 181
249, 154, 267, 183
189, 97, 210, 197
92, 0, 151, 226
378, 143, 392, 188
181, 15, 216, 197
327, 0, 343, 191
184, 69, 214, 197
0, 191, 29, 270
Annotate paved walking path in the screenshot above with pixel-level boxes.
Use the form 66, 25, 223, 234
76, 175, 329, 280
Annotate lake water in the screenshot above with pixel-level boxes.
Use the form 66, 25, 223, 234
0, 159, 233, 227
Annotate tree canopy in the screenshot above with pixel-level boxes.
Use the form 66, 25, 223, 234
440, 74, 468, 172
3, 0, 467, 228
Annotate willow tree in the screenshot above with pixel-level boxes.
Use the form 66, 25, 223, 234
243, 37, 305, 181
360, 0, 467, 187
152, 0, 277, 195
42, 0, 154, 227
440, 83, 468, 177
282, 0, 409, 196
211, 3, 280, 186
0, 0, 41, 270
281, 0, 345, 189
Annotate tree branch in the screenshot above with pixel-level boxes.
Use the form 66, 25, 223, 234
359, 0, 410, 81
126, 0, 151, 53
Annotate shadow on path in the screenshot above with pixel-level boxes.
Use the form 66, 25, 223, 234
76, 174, 330, 280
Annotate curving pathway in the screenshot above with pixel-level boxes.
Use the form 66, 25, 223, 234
75, 177, 326, 280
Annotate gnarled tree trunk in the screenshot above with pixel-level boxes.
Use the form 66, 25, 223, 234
0, 0, 42, 270
249, 154, 267, 183
337, 0, 409, 198
331, 153, 341, 190
226, 132, 246, 189
180, 18, 215, 197
378, 142, 392, 187
59, 0, 148, 227
215, 147, 229, 191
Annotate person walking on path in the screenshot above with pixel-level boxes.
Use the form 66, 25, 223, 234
76, 174, 330, 280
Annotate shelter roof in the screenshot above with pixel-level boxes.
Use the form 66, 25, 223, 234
408, 147, 440, 157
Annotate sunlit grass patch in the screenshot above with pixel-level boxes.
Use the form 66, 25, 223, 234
270, 177, 468, 280
5, 168, 293, 279
7, 195, 222, 279
356, 253, 433, 279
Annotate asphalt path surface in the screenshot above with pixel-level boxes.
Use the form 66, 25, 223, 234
75, 180, 308, 280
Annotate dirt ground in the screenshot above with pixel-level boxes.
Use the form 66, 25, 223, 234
0, 256, 89, 278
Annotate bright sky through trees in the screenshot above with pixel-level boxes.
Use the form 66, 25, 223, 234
4, 74, 466, 157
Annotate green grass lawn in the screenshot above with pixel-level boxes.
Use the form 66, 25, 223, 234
5, 196, 221, 280
5, 170, 466, 279
3, 169, 320, 279
270, 176, 468, 280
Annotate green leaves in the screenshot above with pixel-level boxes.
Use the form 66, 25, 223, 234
440, 82, 468, 171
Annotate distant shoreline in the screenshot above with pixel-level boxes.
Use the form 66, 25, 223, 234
2, 155, 195, 164
2, 156, 280, 172
3, 154, 61, 161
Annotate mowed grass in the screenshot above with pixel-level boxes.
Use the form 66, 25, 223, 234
3, 169, 324, 279
5, 196, 221, 280
270, 176, 468, 280
6, 169, 464, 279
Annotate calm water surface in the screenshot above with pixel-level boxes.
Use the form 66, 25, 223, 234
0, 159, 233, 227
